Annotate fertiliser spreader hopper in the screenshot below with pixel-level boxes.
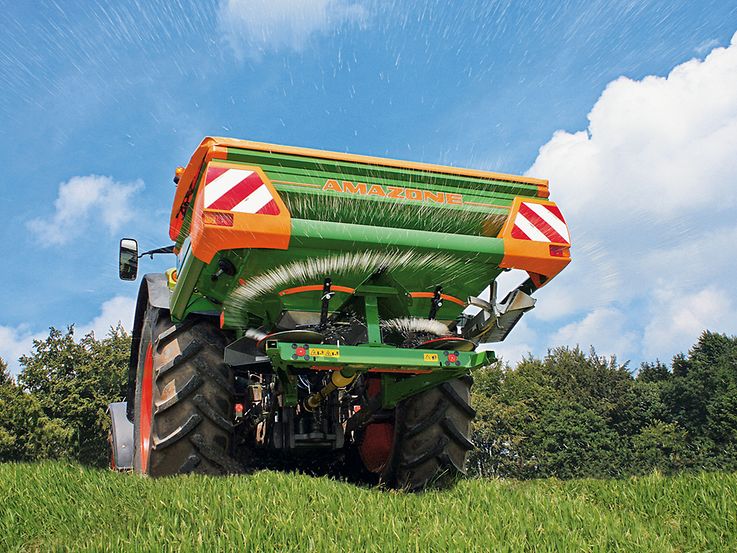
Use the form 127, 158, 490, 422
110, 137, 571, 490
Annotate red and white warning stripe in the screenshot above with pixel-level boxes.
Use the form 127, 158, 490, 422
204, 167, 280, 215
511, 202, 570, 244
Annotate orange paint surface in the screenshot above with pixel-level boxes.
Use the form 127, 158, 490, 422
189, 162, 291, 263
498, 197, 572, 287
408, 291, 466, 307
278, 284, 356, 296
169, 136, 548, 242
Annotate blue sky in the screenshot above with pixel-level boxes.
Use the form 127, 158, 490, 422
1, 0, 736, 372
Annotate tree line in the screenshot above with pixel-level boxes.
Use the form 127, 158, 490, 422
470, 331, 737, 478
0, 325, 735, 478
0, 326, 129, 467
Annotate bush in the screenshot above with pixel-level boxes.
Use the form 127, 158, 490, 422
0, 325, 130, 466
1, 323, 735, 479
470, 332, 737, 479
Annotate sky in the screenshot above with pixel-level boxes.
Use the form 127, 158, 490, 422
1, 0, 736, 373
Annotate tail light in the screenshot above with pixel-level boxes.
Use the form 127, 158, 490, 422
203, 211, 234, 227
549, 245, 570, 258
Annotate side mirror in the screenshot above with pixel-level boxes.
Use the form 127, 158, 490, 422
119, 238, 139, 281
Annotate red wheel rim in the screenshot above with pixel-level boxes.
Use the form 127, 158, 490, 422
359, 377, 394, 473
139, 343, 154, 473
359, 422, 394, 473
109, 435, 116, 470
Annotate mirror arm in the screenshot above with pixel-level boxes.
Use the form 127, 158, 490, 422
138, 245, 176, 259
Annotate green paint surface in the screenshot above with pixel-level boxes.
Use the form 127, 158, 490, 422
172, 144, 521, 328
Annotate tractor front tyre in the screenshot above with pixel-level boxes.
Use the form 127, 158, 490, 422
133, 303, 240, 476
381, 376, 475, 491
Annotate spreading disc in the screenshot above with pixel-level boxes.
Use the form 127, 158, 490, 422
415, 337, 476, 352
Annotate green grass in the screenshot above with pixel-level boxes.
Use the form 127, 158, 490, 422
0, 463, 735, 552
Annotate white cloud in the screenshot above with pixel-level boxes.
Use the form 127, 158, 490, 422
0, 295, 135, 376
28, 175, 143, 246
551, 307, 638, 361
517, 32, 737, 365
218, 0, 367, 57
0, 325, 45, 376
643, 286, 736, 360
529, 32, 737, 222
78, 296, 136, 339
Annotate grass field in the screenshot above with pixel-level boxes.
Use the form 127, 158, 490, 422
0, 463, 735, 552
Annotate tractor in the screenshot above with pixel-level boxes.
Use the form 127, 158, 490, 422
108, 137, 571, 490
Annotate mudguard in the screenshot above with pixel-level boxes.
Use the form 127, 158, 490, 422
144, 273, 171, 310
107, 402, 134, 470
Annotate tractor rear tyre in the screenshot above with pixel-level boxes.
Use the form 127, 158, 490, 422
133, 303, 240, 476
381, 376, 475, 491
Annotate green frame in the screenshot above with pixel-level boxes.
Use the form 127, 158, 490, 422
167, 142, 536, 405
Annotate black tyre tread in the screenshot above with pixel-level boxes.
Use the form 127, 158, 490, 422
190, 433, 243, 474
134, 306, 240, 477
441, 417, 475, 450
399, 437, 448, 470
439, 382, 477, 418
154, 373, 202, 414
155, 318, 199, 352
192, 358, 233, 395
381, 377, 474, 491
403, 401, 448, 437
155, 341, 203, 378
437, 451, 464, 473
154, 413, 202, 450
192, 394, 234, 433
178, 454, 202, 474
